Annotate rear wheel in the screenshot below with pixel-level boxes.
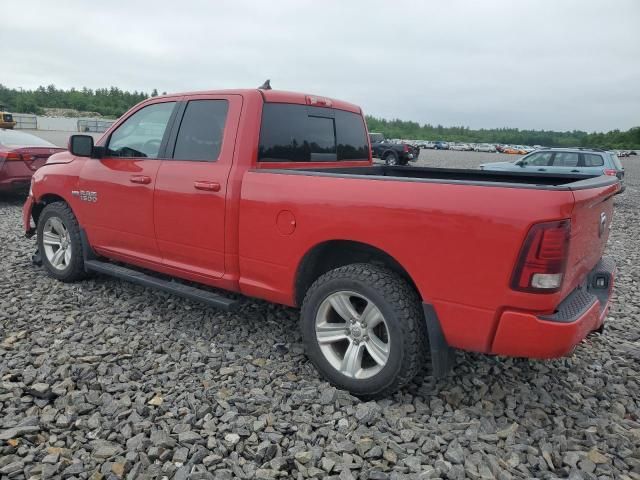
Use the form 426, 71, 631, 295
37, 202, 87, 282
384, 152, 399, 166
301, 263, 428, 398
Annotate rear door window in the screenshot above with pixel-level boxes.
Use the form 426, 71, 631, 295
552, 152, 579, 167
258, 103, 368, 162
582, 153, 604, 167
172, 100, 229, 162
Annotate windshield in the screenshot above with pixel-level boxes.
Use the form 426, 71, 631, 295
0, 130, 57, 147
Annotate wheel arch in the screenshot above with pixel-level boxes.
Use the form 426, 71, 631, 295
32, 193, 73, 226
294, 239, 420, 307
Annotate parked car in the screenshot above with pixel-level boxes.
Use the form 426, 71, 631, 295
480, 148, 625, 192
0, 110, 17, 129
417, 140, 435, 149
450, 143, 473, 151
369, 132, 418, 166
24, 88, 618, 397
502, 145, 527, 155
0, 129, 65, 192
474, 143, 497, 153
434, 140, 449, 150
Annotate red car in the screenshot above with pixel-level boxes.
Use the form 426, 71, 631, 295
0, 129, 64, 192
23, 89, 618, 397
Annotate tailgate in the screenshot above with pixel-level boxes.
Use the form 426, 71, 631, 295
563, 182, 617, 295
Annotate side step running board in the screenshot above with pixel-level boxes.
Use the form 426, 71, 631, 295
84, 260, 239, 311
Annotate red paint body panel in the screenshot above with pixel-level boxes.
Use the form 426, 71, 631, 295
24, 88, 617, 360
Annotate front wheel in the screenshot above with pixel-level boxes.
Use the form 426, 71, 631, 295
301, 264, 428, 398
37, 202, 87, 282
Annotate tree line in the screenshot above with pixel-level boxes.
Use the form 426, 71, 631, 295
366, 117, 640, 150
0, 84, 162, 118
1, 84, 637, 149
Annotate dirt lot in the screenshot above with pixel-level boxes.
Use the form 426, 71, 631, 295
0, 150, 638, 479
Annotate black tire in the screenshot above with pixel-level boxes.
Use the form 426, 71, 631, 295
301, 263, 428, 398
384, 152, 399, 166
37, 202, 87, 282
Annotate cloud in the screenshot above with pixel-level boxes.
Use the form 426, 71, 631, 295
1, 0, 638, 131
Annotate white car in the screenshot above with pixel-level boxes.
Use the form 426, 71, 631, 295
474, 143, 497, 153
450, 143, 473, 151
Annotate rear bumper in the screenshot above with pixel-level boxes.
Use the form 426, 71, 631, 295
23, 194, 36, 237
0, 177, 31, 191
0, 163, 35, 191
491, 257, 616, 358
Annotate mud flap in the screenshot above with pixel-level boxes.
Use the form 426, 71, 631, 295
422, 303, 456, 378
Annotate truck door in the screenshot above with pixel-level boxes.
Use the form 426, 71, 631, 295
77, 100, 178, 263
153, 95, 242, 278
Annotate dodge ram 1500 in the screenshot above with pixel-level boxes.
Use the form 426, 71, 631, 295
23, 88, 618, 397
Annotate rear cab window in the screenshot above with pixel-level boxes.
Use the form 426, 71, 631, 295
258, 103, 369, 163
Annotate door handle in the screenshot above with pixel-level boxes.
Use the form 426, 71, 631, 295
129, 175, 151, 184
194, 181, 221, 192
538, 168, 546, 172
571, 169, 580, 173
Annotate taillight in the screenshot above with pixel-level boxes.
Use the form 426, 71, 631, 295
511, 220, 571, 293
603, 169, 617, 176
403, 144, 410, 153
1, 152, 22, 161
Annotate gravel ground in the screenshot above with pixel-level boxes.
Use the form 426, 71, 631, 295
1, 154, 638, 480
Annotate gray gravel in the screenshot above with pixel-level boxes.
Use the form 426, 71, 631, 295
1, 152, 639, 480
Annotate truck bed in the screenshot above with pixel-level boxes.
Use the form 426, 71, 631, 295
257, 165, 618, 190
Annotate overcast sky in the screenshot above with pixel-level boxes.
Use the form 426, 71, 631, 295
2, 0, 639, 132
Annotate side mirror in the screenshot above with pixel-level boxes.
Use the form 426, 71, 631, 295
516, 160, 526, 167
69, 135, 94, 157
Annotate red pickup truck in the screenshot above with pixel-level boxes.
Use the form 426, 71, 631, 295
23, 88, 618, 397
